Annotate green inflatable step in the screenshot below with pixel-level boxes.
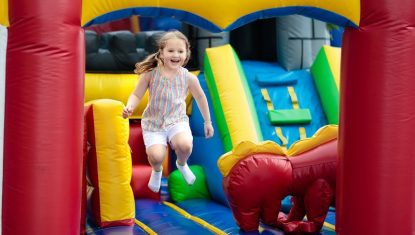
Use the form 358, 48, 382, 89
168, 165, 210, 203
268, 109, 312, 125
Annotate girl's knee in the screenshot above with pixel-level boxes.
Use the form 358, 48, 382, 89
147, 154, 164, 165
146, 146, 166, 164
176, 142, 193, 155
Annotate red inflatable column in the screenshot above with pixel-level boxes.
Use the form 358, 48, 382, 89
3, 0, 83, 234
337, 0, 415, 234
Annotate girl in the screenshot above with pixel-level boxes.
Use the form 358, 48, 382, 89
122, 30, 214, 193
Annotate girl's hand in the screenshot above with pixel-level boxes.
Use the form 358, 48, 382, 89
122, 105, 134, 119
204, 121, 214, 139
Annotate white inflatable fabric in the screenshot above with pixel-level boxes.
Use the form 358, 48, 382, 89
0, 25, 7, 235
196, 28, 229, 69
277, 15, 330, 71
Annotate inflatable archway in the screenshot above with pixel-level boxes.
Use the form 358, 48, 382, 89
80, 0, 360, 32
1, 0, 415, 234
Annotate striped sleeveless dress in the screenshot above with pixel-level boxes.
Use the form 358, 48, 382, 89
141, 66, 189, 131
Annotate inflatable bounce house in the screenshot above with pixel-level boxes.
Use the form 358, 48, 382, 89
1, 0, 415, 235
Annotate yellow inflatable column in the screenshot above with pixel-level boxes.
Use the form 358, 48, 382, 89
0, 0, 8, 27
85, 99, 135, 227
204, 44, 263, 151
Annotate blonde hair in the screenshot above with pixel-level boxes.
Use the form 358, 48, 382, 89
134, 30, 191, 74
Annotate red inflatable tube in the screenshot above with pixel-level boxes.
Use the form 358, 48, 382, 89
224, 140, 337, 233
3, 0, 83, 234
337, 0, 415, 234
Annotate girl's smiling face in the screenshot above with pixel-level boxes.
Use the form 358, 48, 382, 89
160, 38, 187, 71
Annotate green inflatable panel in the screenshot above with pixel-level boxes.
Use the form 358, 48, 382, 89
310, 46, 340, 124
268, 109, 312, 125
168, 165, 210, 202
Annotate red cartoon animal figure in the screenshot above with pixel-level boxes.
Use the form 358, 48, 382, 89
218, 125, 337, 233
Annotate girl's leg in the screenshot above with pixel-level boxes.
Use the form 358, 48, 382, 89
170, 132, 195, 185
146, 144, 167, 192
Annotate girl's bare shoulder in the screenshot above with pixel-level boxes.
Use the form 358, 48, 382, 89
140, 71, 153, 81
185, 69, 197, 80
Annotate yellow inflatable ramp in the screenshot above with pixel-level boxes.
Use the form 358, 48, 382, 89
204, 44, 263, 151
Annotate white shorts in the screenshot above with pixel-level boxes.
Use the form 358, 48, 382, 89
142, 122, 193, 148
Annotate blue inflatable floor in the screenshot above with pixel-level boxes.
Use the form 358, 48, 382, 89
87, 199, 336, 235
85, 220, 147, 235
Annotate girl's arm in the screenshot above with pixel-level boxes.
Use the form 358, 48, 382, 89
122, 72, 150, 118
188, 72, 214, 138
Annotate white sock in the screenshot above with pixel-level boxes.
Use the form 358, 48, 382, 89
176, 161, 196, 185
148, 168, 162, 193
